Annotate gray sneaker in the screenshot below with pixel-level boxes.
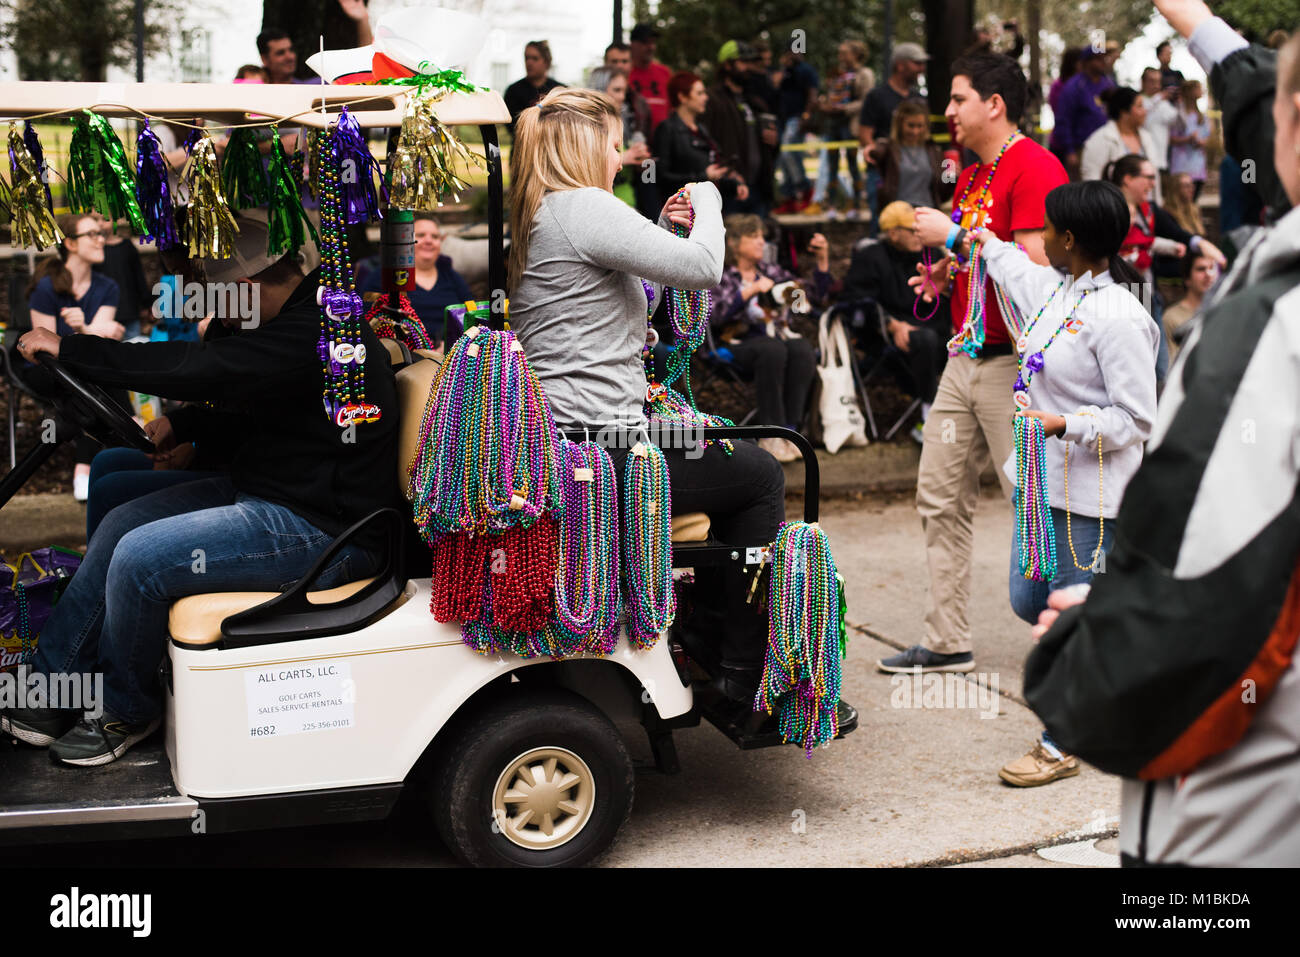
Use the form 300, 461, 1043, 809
50, 714, 161, 767
876, 644, 975, 673
0, 707, 80, 747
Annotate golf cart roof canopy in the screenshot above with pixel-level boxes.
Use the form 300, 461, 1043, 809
0, 80, 509, 129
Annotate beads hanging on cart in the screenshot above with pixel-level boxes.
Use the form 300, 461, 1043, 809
6, 123, 62, 250
755, 521, 844, 756
364, 294, 434, 352
316, 122, 375, 427
410, 326, 563, 539
547, 440, 623, 658
622, 441, 675, 649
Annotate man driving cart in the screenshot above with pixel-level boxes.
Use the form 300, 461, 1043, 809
2, 215, 399, 766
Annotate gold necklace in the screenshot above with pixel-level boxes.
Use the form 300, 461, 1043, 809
1062, 410, 1104, 572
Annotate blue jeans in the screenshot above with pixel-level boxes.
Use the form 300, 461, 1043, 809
777, 117, 811, 198
1008, 496, 1113, 625
87, 447, 221, 541
32, 476, 379, 723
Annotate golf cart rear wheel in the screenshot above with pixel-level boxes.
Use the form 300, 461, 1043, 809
432, 689, 634, 867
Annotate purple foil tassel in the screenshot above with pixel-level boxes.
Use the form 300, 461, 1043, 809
135, 120, 181, 249
22, 121, 54, 212
332, 106, 385, 225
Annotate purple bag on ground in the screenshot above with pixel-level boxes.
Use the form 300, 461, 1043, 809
0, 547, 83, 671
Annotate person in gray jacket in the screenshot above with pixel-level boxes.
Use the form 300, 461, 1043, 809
507, 87, 791, 716
1022, 0, 1300, 866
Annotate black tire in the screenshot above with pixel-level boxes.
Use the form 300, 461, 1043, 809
431, 688, 634, 867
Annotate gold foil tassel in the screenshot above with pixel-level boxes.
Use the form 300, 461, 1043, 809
388, 89, 484, 210
7, 124, 62, 250
180, 131, 238, 259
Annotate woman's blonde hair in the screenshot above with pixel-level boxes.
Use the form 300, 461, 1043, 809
1161, 172, 1204, 235
723, 213, 764, 267
508, 87, 621, 290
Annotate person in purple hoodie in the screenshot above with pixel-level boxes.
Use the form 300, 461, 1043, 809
1053, 47, 1115, 178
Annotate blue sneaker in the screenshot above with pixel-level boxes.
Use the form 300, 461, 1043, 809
876, 644, 975, 673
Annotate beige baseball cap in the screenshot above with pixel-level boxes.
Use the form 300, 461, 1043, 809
199, 207, 321, 283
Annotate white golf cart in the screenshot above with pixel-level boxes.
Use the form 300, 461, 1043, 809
0, 79, 855, 867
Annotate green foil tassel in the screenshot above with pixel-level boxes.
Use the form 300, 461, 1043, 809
220, 126, 270, 209
66, 111, 146, 233
388, 88, 483, 211
7, 124, 62, 250
181, 132, 238, 259
266, 126, 317, 257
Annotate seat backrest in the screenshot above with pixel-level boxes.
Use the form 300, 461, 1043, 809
394, 354, 442, 500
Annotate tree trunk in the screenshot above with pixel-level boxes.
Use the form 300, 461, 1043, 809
922, 0, 973, 114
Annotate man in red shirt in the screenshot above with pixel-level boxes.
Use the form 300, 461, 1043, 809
628, 23, 674, 138
876, 52, 1067, 674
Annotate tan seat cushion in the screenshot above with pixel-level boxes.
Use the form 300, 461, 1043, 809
169, 578, 377, 647
671, 512, 710, 543
395, 356, 443, 499
377, 337, 407, 366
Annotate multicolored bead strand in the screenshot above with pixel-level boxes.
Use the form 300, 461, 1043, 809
316, 122, 375, 427
15, 581, 32, 665
1011, 284, 1091, 411
1014, 413, 1058, 582
409, 325, 562, 539
547, 440, 623, 657
950, 132, 1021, 229
621, 442, 674, 649
755, 521, 843, 756
946, 239, 989, 358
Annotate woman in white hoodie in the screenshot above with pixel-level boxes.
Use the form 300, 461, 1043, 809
913, 180, 1159, 786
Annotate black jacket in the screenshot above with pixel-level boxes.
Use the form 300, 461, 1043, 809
653, 112, 734, 206
58, 270, 400, 545
701, 81, 761, 188
842, 239, 946, 326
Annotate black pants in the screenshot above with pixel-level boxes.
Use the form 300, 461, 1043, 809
73, 388, 134, 465
852, 319, 947, 406
605, 437, 785, 671
728, 334, 817, 429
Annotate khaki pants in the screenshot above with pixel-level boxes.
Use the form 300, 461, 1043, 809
915, 353, 1018, 655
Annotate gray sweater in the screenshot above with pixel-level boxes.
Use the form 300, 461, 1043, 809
510, 183, 724, 430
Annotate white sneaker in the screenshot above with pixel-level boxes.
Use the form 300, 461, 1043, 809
72, 473, 90, 502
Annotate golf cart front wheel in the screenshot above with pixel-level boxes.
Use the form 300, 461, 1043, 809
432, 689, 634, 867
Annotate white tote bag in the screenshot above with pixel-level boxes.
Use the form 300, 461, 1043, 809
817, 313, 869, 454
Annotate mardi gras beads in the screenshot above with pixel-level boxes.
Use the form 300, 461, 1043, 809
316, 122, 379, 428
1012, 284, 1091, 410
622, 442, 674, 649
755, 521, 843, 756
410, 326, 562, 539
364, 294, 435, 351
951, 132, 1020, 229
946, 239, 990, 358
547, 440, 623, 657
15, 581, 32, 665
1014, 412, 1057, 582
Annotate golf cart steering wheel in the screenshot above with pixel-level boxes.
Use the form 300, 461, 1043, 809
36, 353, 154, 453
